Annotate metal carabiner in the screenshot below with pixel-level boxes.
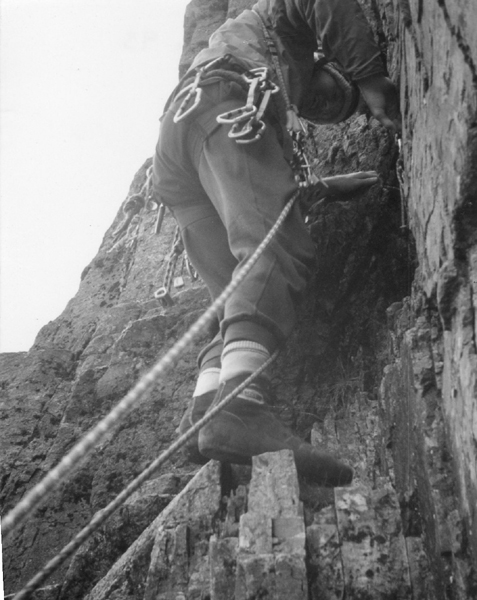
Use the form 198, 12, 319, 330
154, 286, 174, 307
265, 81, 280, 95
228, 118, 256, 139
217, 104, 257, 125
245, 67, 268, 82
217, 76, 260, 124
173, 70, 203, 123
255, 89, 272, 121
235, 119, 266, 144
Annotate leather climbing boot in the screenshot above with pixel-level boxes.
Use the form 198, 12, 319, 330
177, 392, 215, 464
198, 375, 353, 487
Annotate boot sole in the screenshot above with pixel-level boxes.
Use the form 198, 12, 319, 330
199, 412, 353, 486
199, 411, 281, 464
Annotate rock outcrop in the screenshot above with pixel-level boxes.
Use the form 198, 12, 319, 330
1, 0, 476, 598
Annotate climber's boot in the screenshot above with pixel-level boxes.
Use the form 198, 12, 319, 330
177, 391, 215, 464
198, 375, 353, 487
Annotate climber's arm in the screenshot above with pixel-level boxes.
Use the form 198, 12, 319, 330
356, 74, 401, 134
313, 171, 379, 200
296, 0, 401, 133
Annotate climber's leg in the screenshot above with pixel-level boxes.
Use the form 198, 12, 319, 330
177, 333, 222, 464
153, 81, 352, 484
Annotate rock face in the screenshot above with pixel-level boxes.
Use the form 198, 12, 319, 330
1, 0, 476, 598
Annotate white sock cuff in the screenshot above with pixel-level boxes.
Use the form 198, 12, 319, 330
221, 341, 269, 358
193, 367, 220, 397
220, 341, 270, 382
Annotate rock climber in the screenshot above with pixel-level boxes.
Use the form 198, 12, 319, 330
152, 0, 400, 486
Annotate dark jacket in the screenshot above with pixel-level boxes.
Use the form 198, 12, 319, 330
189, 0, 384, 109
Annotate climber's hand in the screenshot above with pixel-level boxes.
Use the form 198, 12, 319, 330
319, 171, 379, 195
357, 74, 401, 135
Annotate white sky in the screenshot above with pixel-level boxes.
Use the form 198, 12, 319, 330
0, 0, 191, 352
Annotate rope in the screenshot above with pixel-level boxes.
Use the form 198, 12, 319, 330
2, 188, 300, 542
253, 10, 292, 111
11, 350, 278, 600
253, 9, 322, 188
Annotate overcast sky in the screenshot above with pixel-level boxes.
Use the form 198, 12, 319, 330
0, 0, 191, 352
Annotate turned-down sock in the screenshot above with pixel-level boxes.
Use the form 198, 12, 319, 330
193, 367, 220, 397
219, 341, 271, 383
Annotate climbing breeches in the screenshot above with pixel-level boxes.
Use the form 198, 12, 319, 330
152, 79, 315, 351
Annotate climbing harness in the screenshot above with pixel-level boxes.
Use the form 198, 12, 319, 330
173, 54, 245, 123
2, 188, 299, 544
174, 55, 280, 145
173, 12, 322, 183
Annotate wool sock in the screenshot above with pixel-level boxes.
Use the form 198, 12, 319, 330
219, 340, 271, 383
193, 367, 221, 397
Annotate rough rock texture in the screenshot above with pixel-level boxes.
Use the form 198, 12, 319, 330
234, 450, 308, 599
1, 0, 477, 598
376, 0, 477, 597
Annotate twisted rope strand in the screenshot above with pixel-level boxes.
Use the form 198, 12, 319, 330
2, 189, 299, 541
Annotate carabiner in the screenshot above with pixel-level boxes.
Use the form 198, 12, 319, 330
228, 118, 256, 139
217, 76, 260, 125
173, 70, 203, 123
255, 89, 272, 121
235, 119, 266, 144
245, 67, 268, 82
154, 287, 174, 307
217, 104, 258, 125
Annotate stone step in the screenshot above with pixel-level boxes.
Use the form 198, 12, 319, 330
75, 445, 416, 600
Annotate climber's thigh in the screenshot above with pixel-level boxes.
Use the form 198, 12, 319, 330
153, 100, 241, 300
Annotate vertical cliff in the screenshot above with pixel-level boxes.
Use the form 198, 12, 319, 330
377, 0, 477, 596
1, 0, 476, 598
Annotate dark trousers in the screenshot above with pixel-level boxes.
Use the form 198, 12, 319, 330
152, 79, 315, 360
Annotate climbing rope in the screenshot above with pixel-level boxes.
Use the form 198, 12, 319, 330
11, 350, 278, 600
253, 9, 323, 190
2, 188, 300, 544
